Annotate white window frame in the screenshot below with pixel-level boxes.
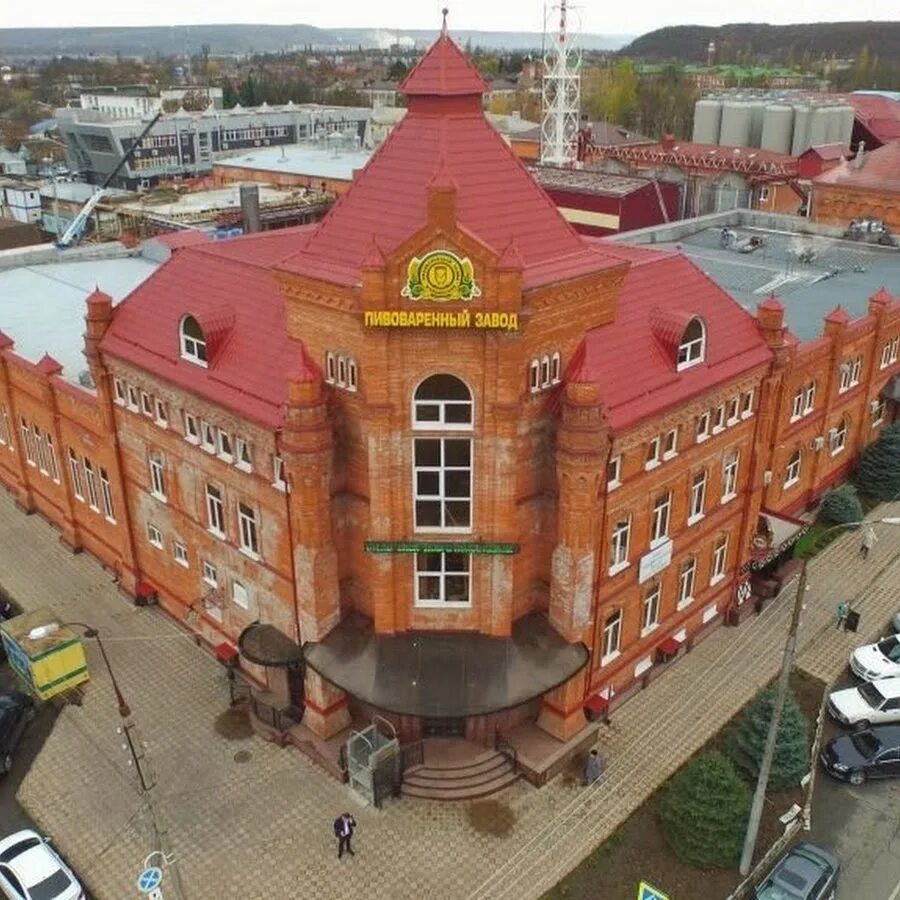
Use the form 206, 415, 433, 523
200, 420, 216, 454
689, 469, 707, 524
127, 385, 140, 412
67, 448, 84, 500
140, 391, 153, 417
539, 356, 551, 388
529, 359, 540, 394
830, 419, 848, 455
609, 516, 631, 574
601, 610, 622, 664
713, 404, 726, 433
650, 492, 671, 547
645, 435, 661, 470
741, 389, 754, 419
722, 451, 739, 502
414, 551, 472, 608
113, 378, 126, 405
678, 556, 696, 610
99, 467, 115, 522
676, 318, 705, 371
641, 583, 660, 636
180, 315, 208, 367
325, 352, 336, 384
154, 398, 168, 428
412, 374, 473, 431
202, 560, 218, 587
663, 427, 678, 460
147, 523, 163, 549
726, 397, 739, 425
20, 419, 35, 466
413, 437, 472, 533
272, 456, 287, 492
217, 430, 233, 462
238, 502, 260, 558
696, 411, 710, 443
33, 427, 48, 475
347, 358, 358, 392
183, 412, 199, 444
711, 535, 728, 585
881, 336, 899, 369
149, 453, 166, 501
236, 438, 253, 472
784, 449, 802, 487
607, 455, 622, 491
790, 388, 803, 422
45, 433, 60, 483
206, 484, 225, 537
872, 399, 886, 427
83, 457, 99, 510
174, 541, 189, 567
0, 405, 9, 448
550, 352, 561, 384
232, 579, 249, 609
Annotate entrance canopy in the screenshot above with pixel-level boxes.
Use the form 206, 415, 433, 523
749, 509, 810, 570
238, 623, 303, 668
303, 612, 588, 718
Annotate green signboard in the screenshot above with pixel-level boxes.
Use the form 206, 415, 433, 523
364, 541, 519, 555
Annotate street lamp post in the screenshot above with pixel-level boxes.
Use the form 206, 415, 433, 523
27, 620, 186, 898
739, 515, 900, 875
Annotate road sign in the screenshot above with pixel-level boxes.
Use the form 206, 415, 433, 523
637, 881, 670, 900
137, 866, 163, 894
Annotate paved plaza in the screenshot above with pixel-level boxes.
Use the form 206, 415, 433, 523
2, 488, 900, 899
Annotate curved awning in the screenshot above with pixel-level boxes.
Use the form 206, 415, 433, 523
303, 612, 588, 718
238, 624, 303, 668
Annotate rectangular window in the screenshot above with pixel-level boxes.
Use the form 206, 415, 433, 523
20, 418, 35, 465
347, 359, 358, 392
45, 434, 60, 483
217, 430, 233, 462
872, 399, 886, 427
99, 467, 115, 521
711, 535, 728, 584
232, 580, 249, 609
147, 523, 163, 548
696, 411, 710, 442
689, 470, 707, 522
607, 455, 621, 490
413, 438, 472, 531
642, 583, 660, 635
174, 541, 188, 567
273, 456, 287, 491
33, 427, 48, 474
722, 451, 739, 501
550, 352, 561, 384
127, 385, 139, 411
741, 390, 754, 418
238, 503, 260, 557
539, 356, 551, 388
651, 492, 671, 545
713, 404, 726, 432
415, 551, 471, 606
67, 448, 84, 500
678, 557, 696, 609
206, 484, 225, 536
83, 457, 99, 509
610, 517, 630, 573
602, 611, 622, 662
325, 352, 336, 384
726, 397, 739, 424
645, 435, 661, 469
803, 382, 815, 414
200, 421, 216, 453
529, 360, 540, 393
881, 336, 899, 368
183, 412, 199, 444
236, 438, 253, 472
202, 560, 218, 587
830, 421, 847, 455
113, 378, 126, 405
663, 428, 678, 459
790, 389, 803, 422
155, 398, 168, 427
140, 391, 153, 417
0, 405, 10, 447
149, 454, 166, 500
839, 358, 861, 392
785, 452, 802, 487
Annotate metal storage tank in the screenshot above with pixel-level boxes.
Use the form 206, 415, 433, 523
791, 103, 812, 156
692, 98, 723, 144
720, 100, 752, 147
835, 104, 855, 147
809, 105, 830, 148
761, 103, 794, 154
748, 100, 766, 148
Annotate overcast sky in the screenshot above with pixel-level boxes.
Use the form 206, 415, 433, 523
4, 1, 897, 36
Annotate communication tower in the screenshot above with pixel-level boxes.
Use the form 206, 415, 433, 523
540, 0, 582, 167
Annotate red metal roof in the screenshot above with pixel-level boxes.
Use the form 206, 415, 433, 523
575, 250, 772, 430
601, 141, 799, 178
278, 34, 620, 290
101, 228, 313, 429
843, 94, 900, 146
800, 143, 849, 162
813, 140, 900, 193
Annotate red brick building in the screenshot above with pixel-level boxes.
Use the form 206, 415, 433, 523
2, 34, 899, 779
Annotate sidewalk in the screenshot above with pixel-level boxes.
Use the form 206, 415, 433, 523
1, 489, 898, 900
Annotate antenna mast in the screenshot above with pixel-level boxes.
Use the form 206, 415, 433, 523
540, 0, 581, 167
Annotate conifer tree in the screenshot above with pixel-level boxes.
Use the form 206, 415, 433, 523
819, 483, 863, 527
855, 423, 900, 501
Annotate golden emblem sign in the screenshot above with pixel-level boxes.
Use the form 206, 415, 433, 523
401, 249, 481, 301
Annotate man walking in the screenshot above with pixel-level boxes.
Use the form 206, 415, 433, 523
860, 524, 878, 560
333, 812, 357, 859
582, 748, 605, 786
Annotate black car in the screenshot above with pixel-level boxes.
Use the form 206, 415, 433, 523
820, 723, 900, 784
752, 842, 840, 900
0, 691, 34, 774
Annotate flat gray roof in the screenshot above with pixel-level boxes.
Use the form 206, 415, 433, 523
0, 255, 158, 384
215, 144, 372, 181
650, 226, 900, 341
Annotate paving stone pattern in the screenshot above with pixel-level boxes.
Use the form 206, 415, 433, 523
2, 491, 898, 900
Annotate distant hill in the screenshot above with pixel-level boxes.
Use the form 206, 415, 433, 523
0, 24, 632, 59
621, 21, 900, 63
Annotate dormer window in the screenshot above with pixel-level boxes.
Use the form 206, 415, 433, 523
180, 315, 208, 367
677, 318, 706, 371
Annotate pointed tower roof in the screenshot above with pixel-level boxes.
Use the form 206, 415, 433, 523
400, 33, 489, 98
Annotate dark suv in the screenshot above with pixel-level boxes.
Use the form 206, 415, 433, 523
0, 691, 34, 775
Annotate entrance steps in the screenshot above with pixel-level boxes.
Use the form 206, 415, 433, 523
402, 739, 518, 801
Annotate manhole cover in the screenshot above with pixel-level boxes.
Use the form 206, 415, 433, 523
233, 750, 252, 764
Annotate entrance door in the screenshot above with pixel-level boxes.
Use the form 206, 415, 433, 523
423, 717, 466, 738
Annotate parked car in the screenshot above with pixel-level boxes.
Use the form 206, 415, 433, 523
829, 677, 900, 728
752, 841, 840, 900
850, 635, 900, 680
891, 610, 900, 633
0, 692, 33, 775
820, 724, 900, 784
0, 830, 83, 900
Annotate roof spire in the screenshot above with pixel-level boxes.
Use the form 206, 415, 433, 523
441, 7, 449, 36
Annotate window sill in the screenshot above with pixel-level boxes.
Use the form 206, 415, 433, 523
89, 505, 100, 514
677, 597, 694, 612
696, 433, 710, 444
201, 445, 216, 455
644, 459, 661, 472
720, 493, 737, 505
662, 451, 678, 461
114, 398, 126, 407
126, 404, 139, 413
784, 477, 800, 489
741, 410, 753, 420
184, 435, 200, 445
415, 601, 473, 609
272, 481, 287, 493
104, 516, 117, 525
150, 491, 167, 504
239, 547, 260, 562
154, 419, 168, 429
203, 578, 218, 589
726, 418, 739, 427
600, 650, 621, 667
789, 415, 800, 424
26, 460, 36, 468
649, 536, 669, 551
687, 512, 705, 526
207, 527, 226, 540
641, 622, 659, 638
607, 480, 621, 492
235, 461, 253, 473
608, 560, 630, 577
217, 453, 233, 464
712, 425, 725, 435
175, 558, 189, 569
830, 446, 845, 457
710, 573, 725, 587
149, 542, 163, 551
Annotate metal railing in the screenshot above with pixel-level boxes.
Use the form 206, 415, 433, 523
494, 731, 518, 770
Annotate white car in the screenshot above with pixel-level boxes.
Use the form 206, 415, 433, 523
829, 678, 900, 728
850, 636, 900, 681
0, 830, 83, 900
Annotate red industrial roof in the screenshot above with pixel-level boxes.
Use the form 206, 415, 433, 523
814, 141, 900, 193
278, 33, 619, 290
800, 143, 848, 161
101, 228, 313, 429
575, 251, 772, 430
843, 94, 900, 146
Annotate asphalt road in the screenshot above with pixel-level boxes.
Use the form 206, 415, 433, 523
808, 680, 900, 900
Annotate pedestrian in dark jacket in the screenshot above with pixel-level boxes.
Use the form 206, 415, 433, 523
333, 812, 357, 859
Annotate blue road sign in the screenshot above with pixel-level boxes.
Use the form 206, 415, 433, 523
637, 881, 670, 900
137, 867, 163, 893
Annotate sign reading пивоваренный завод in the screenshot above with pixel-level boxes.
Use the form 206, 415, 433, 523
363, 309, 518, 331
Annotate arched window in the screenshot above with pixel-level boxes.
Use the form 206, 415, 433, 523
180, 315, 207, 366
413, 374, 472, 429
785, 448, 802, 487
830, 417, 848, 455
677, 318, 706, 371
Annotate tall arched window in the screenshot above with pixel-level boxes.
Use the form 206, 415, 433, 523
413, 374, 472, 429
179, 315, 207, 366
785, 448, 802, 487
677, 317, 706, 371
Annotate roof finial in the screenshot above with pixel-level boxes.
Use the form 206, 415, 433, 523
441, 8, 449, 36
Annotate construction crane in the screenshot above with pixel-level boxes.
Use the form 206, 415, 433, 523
56, 110, 163, 248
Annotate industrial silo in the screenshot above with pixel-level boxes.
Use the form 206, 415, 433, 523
761, 103, 794, 154
748, 100, 766, 148
692, 98, 723, 144
791, 103, 812, 155
809, 104, 830, 148
720, 99, 752, 147
835, 104, 855, 148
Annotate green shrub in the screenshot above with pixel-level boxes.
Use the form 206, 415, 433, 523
726, 687, 809, 790
658, 751, 751, 868
855, 423, 900, 501
819, 483, 863, 527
